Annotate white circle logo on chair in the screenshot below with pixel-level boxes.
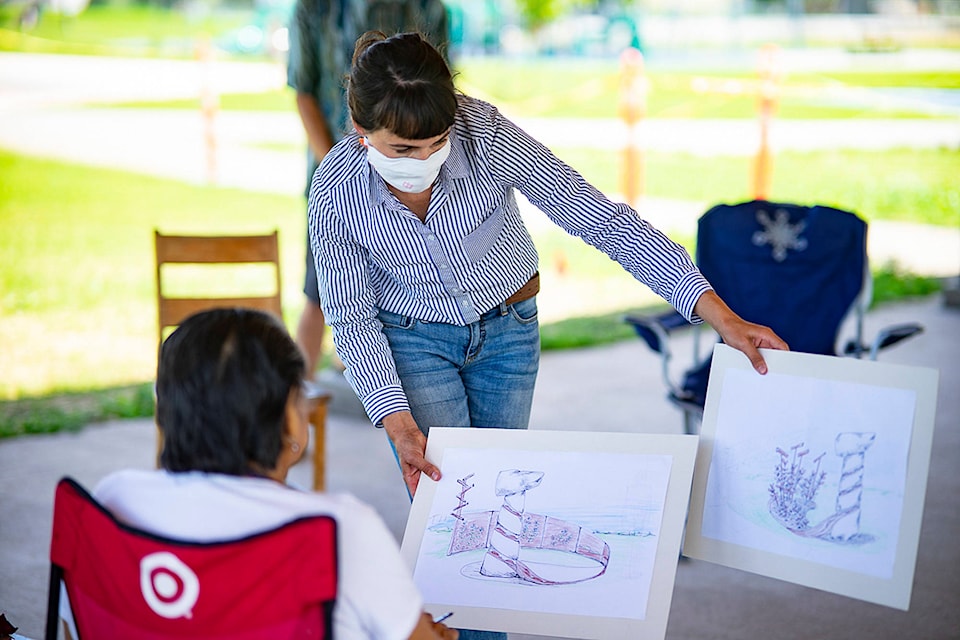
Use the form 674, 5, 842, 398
139, 551, 200, 619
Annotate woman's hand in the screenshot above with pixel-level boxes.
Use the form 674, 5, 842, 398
694, 290, 789, 374
381, 410, 441, 497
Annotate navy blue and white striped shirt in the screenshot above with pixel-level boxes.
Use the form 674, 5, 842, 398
308, 95, 711, 424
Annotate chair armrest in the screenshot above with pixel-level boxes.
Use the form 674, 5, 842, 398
869, 322, 924, 360
624, 310, 692, 397
624, 310, 690, 356
625, 310, 707, 434
842, 323, 924, 360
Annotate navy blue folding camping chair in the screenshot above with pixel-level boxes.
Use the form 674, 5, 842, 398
625, 200, 923, 435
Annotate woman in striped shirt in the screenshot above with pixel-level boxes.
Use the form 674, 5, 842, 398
307, 31, 788, 499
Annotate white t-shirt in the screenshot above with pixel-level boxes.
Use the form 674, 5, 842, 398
61, 470, 423, 640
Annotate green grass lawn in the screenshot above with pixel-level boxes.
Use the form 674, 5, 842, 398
0, 150, 307, 400
0, 146, 947, 407
555, 147, 960, 227
0, 4, 249, 57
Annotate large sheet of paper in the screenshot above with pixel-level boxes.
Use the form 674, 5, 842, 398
400, 428, 698, 640
685, 344, 938, 610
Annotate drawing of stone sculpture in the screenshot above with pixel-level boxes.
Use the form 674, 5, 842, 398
447, 469, 611, 585
768, 432, 876, 544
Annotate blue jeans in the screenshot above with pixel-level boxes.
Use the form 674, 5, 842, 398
378, 297, 540, 435
379, 299, 539, 640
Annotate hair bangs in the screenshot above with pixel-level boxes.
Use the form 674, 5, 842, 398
376, 82, 456, 140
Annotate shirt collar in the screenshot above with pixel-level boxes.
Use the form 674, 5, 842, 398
356, 135, 391, 209
445, 126, 470, 180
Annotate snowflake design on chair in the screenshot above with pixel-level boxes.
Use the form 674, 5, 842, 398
752, 208, 808, 262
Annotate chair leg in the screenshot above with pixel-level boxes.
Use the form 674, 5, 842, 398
309, 398, 329, 492
683, 411, 697, 436
45, 564, 62, 640
155, 424, 163, 469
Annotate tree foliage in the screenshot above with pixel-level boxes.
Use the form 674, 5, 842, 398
515, 0, 636, 30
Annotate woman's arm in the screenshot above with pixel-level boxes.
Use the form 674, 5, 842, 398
475, 98, 789, 362
381, 410, 441, 497
479, 99, 710, 324
295, 92, 335, 160
693, 290, 789, 374
309, 186, 411, 426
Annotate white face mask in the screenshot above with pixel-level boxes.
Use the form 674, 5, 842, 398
365, 138, 451, 193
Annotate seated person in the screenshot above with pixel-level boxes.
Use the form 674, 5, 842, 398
60, 307, 456, 640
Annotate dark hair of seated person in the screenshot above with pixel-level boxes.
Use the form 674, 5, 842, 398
156, 307, 307, 476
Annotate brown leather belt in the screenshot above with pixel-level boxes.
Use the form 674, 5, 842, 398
504, 272, 540, 306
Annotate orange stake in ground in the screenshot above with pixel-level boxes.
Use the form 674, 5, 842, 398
619, 47, 647, 207
753, 43, 781, 200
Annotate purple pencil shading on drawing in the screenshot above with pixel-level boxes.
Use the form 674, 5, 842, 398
448, 469, 611, 585
768, 432, 876, 544
481, 470, 544, 579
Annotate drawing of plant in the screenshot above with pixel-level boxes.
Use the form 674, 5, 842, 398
768, 432, 876, 545
768, 442, 826, 531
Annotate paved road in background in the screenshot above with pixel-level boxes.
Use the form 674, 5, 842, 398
2, 51, 958, 276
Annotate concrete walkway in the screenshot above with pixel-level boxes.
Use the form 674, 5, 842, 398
1, 296, 958, 639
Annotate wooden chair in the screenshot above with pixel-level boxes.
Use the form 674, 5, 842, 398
154, 230, 330, 491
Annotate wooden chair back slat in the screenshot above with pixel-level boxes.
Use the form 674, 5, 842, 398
154, 230, 283, 342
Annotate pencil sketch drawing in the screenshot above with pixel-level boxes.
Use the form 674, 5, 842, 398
768, 432, 876, 545
447, 469, 611, 586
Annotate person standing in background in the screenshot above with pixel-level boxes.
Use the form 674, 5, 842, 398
287, 0, 450, 377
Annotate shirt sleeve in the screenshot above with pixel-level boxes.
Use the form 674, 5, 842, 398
333, 496, 423, 640
309, 176, 410, 426
484, 106, 712, 323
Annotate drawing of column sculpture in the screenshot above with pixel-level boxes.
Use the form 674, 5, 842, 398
480, 469, 544, 579
830, 431, 876, 541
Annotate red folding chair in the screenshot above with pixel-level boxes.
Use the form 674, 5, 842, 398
45, 477, 337, 640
